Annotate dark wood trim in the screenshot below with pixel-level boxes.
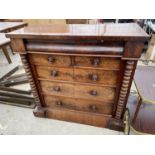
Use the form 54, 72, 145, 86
10, 38, 26, 53
20, 54, 42, 107
112, 60, 126, 117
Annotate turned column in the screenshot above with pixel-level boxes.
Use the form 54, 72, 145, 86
115, 60, 135, 119
20, 54, 42, 107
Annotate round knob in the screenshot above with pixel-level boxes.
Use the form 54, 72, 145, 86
89, 74, 98, 81
48, 56, 55, 63
90, 105, 97, 111
56, 101, 63, 106
51, 70, 58, 77
101, 40, 104, 43
90, 90, 97, 96
92, 58, 100, 66
53, 86, 61, 92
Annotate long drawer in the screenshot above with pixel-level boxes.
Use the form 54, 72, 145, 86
36, 66, 119, 86
40, 81, 116, 102
44, 95, 113, 115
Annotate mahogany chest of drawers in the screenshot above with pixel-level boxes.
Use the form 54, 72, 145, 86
6, 23, 149, 131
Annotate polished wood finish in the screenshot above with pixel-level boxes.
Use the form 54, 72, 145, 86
40, 81, 74, 98
36, 66, 73, 81
74, 84, 115, 101
6, 23, 148, 41
20, 55, 42, 107
30, 54, 72, 67
40, 80, 115, 101
39, 107, 112, 127
74, 68, 118, 85
74, 56, 121, 69
6, 23, 149, 131
44, 95, 113, 115
115, 60, 136, 119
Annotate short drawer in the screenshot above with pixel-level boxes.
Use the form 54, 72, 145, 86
75, 84, 115, 102
44, 95, 113, 115
36, 66, 73, 81
40, 81, 74, 98
74, 68, 119, 85
30, 53, 72, 67
75, 56, 121, 70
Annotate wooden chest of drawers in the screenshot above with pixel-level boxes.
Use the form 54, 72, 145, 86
6, 23, 149, 131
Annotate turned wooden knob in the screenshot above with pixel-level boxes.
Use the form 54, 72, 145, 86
48, 56, 55, 63
51, 70, 58, 77
92, 58, 100, 66
90, 105, 97, 111
89, 74, 98, 81
56, 101, 63, 106
90, 90, 97, 96
53, 86, 61, 92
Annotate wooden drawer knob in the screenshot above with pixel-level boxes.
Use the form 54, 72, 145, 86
91, 58, 100, 66
90, 90, 98, 96
89, 74, 98, 81
51, 70, 58, 77
53, 86, 61, 92
90, 105, 97, 111
56, 101, 63, 106
48, 56, 55, 63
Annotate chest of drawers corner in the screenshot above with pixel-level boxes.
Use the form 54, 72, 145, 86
6, 23, 149, 132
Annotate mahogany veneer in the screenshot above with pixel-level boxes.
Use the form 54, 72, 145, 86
6, 23, 149, 131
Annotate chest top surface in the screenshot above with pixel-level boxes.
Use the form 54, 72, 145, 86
6, 23, 149, 41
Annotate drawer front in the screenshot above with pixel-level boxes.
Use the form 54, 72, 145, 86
74, 68, 118, 85
75, 84, 115, 102
36, 66, 73, 81
40, 81, 74, 97
75, 56, 120, 69
40, 81, 115, 101
44, 95, 113, 115
30, 54, 72, 67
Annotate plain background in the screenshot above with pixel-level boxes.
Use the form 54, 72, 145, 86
0, 0, 155, 154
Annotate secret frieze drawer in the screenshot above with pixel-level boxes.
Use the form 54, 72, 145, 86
36, 66, 119, 85
29, 53, 121, 70
44, 95, 113, 115
40, 81, 116, 102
